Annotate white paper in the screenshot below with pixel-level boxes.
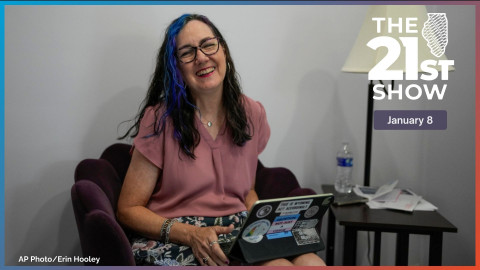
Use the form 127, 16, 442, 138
372, 180, 399, 200
373, 189, 401, 202
353, 180, 398, 200
414, 198, 438, 211
354, 181, 437, 212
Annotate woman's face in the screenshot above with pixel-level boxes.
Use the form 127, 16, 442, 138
176, 20, 227, 97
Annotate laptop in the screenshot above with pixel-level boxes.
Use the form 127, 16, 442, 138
219, 193, 334, 264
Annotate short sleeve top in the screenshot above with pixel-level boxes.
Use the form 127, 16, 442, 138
133, 95, 270, 218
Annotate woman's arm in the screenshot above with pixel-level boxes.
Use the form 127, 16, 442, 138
117, 148, 166, 239
245, 188, 259, 211
116, 149, 232, 266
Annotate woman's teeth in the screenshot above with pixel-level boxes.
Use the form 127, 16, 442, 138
196, 67, 215, 76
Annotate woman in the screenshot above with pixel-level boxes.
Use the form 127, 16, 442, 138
117, 13, 325, 266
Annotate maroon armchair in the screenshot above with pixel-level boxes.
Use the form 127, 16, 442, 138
71, 143, 315, 266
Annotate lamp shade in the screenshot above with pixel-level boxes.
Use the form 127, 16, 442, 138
342, 5, 454, 73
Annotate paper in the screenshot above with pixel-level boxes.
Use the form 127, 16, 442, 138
414, 198, 438, 211
353, 180, 399, 201
366, 190, 421, 212
353, 181, 437, 212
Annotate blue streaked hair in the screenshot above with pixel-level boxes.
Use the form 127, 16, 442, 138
161, 14, 198, 148
120, 14, 251, 159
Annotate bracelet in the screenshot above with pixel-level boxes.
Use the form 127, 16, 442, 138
160, 219, 171, 242
164, 219, 178, 244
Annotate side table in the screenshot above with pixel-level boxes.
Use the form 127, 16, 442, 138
322, 185, 457, 266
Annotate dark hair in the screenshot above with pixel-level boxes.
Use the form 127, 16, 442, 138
119, 14, 251, 159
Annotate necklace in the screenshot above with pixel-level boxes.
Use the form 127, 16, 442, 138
199, 118, 215, 127
198, 110, 219, 128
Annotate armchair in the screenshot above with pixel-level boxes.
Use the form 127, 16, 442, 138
71, 143, 315, 265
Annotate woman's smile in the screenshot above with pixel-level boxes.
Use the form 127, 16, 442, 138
196, 66, 216, 77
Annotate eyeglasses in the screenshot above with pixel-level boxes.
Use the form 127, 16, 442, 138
176, 37, 221, 64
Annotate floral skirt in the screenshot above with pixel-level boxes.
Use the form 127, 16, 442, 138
131, 211, 248, 266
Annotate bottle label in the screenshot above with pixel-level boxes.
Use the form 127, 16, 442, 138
337, 157, 353, 167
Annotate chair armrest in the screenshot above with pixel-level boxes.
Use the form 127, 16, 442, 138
71, 180, 134, 266
74, 159, 122, 210
80, 209, 135, 265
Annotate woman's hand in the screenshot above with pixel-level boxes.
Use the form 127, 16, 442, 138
187, 224, 234, 266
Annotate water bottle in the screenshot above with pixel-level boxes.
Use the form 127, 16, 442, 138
335, 142, 354, 193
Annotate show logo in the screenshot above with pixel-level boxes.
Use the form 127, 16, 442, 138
368, 13, 454, 101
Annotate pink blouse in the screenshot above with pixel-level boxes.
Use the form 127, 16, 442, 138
133, 95, 270, 218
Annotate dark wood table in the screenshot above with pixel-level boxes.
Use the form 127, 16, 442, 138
322, 185, 457, 266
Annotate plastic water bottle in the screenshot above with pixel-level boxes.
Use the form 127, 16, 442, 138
335, 142, 354, 193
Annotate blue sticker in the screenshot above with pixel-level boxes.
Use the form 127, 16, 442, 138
267, 214, 300, 234
273, 214, 300, 222
266, 231, 293, 240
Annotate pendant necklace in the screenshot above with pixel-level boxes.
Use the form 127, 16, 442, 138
198, 110, 218, 128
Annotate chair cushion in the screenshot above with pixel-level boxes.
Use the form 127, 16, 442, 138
287, 187, 317, 197
255, 166, 301, 199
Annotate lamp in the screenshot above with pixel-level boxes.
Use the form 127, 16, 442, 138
342, 5, 454, 186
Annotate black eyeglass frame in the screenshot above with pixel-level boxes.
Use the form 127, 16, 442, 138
176, 37, 222, 64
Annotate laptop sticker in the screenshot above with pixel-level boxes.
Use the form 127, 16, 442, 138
242, 219, 271, 243
275, 199, 313, 215
256, 205, 273, 218
266, 231, 293, 240
304, 206, 319, 218
267, 214, 300, 234
293, 219, 319, 230
292, 228, 321, 245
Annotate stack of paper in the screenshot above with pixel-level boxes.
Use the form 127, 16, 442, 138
353, 180, 437, 212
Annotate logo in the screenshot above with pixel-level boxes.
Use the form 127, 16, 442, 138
422, 13, 448, 57
242, 219, 271, 243
368, 13, 454, 101
256, 205, 272, 218
304, 206, 319, 218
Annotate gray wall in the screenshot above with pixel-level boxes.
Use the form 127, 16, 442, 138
5, 5, 475, 266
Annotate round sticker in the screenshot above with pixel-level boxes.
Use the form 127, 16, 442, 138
242, 219, 271, 243
304, 206, 319, 219
256, 205, 272, 218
